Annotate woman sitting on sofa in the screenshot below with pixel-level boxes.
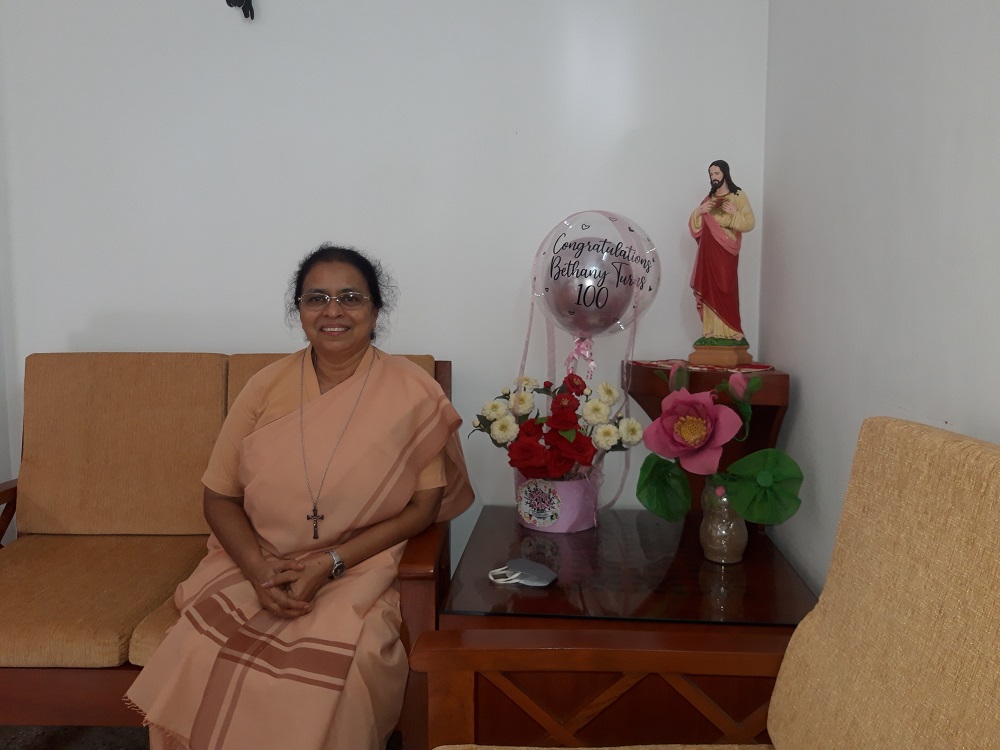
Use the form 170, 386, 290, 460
127, 244, 474, 749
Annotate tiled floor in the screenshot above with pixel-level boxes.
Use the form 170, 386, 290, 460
0, 726, 149, 750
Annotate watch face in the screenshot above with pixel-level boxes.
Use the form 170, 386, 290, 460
329, 551, 345, 578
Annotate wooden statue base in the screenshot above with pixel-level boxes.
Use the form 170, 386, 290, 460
689, 343, 753, 367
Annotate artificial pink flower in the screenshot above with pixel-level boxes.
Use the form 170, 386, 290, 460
642, 387, 742, 475
728, 372, 749, 399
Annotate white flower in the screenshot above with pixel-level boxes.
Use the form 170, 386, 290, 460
509, 390, 535, 417
582, 399, 611, 426
592, 423, 620, 451
618, 417, 644, 446
490, 414, 519, 445
481, 400, 509, 421
596, 382, 620, 405
513, 376, 539, 390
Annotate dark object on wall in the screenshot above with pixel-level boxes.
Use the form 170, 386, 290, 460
226, 0, 254, 20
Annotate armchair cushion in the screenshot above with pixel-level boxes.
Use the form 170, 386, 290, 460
0, 534, 207, 667
768, 417, 1000, 748
17, 353, 225, 535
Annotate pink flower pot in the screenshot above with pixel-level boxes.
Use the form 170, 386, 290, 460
514, 470, 601, 533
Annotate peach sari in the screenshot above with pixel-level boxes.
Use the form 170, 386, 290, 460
127, 348, 472, 749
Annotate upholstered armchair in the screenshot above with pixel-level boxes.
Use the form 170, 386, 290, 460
413, 417, 1000, 749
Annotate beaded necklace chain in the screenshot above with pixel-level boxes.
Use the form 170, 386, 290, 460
299, 348, 376, 539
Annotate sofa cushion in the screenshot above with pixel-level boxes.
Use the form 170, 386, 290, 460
18, 353, 225, 535
768, 418, 1000, 748
0, 534, 207, 667
128, 596, 181, 666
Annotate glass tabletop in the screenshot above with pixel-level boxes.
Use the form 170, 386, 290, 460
442, 504, 817, 627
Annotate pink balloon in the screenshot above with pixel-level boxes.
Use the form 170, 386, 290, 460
532, 210, 660, 338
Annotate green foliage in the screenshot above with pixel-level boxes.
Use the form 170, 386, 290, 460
694, 336, 750, 347
713, 375, 762, 442
722, 449, 803, 525
653, 364, 689, 391
636, 454, 691, 522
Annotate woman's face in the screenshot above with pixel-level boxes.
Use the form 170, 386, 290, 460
298, 260, 379, 361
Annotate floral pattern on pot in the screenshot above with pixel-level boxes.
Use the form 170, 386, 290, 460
517, 479, 561, 527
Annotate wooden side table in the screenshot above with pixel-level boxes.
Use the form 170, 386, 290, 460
425, 505, 817, 747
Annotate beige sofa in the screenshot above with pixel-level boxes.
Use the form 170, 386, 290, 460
0, 351, 453, 749
413, 417, 1000, 749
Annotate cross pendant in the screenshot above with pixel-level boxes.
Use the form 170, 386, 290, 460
306, 509, 325, 540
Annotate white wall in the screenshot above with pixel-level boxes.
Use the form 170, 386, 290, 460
0, 34, 14, 545
762, 0, 1000, 591
0, 2, 769, 559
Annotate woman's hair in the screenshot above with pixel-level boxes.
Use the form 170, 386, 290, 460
709, 159, 742, 195
285, 244, 397, 340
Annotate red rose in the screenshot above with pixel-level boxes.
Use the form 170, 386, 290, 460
550, 392, 580, 413
544, 447, 575, 478
563, 373, 587, 396
545, 408, 579, 431
544, 430, 597, 467
518, 418, 544, 440
507, 436, 549, 478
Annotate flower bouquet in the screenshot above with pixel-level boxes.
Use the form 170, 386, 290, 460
471, 373, 644, 532
636, 364, 803, 527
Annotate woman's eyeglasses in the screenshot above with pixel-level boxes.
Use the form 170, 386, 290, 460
297, 292, 371, 311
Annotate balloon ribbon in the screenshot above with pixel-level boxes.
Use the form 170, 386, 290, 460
564, 337, 596, 378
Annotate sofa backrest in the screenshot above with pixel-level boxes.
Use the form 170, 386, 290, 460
767, 417, 1000, 748
17, 351, 441, 537
227, 353, 289, 410
227, 353, 437, 409
18, 353, 225, 535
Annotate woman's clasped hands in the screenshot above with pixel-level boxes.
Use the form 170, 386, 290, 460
255, 553, 333, 617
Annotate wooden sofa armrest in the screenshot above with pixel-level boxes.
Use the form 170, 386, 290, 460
397, 520, 451, 750
410, 628, 789, 748
398, 521, 451, 650
0, 479, 16, 545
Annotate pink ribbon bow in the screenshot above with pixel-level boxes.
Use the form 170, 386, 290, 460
564, 337, 596, 379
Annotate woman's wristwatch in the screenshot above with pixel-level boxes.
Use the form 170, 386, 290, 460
327, 549, 346, 579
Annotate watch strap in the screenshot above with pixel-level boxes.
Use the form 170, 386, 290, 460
327, 549, 346, 579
